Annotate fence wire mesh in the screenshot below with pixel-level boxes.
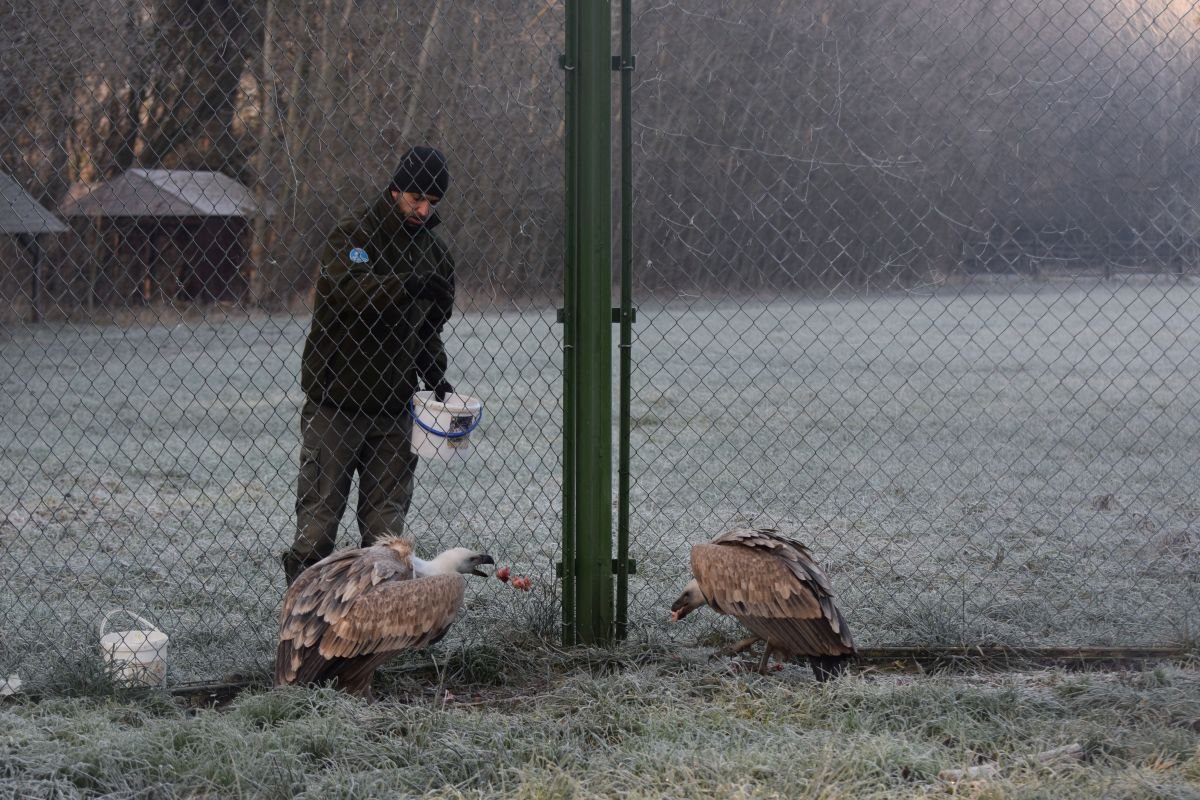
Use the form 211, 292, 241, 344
624, 0, 1200, 650
2, 0, 1199, 691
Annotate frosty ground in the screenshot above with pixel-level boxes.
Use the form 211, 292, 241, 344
1, 275, 1199, 797
1, 275, 1198, 686
1, 643, 1198, 799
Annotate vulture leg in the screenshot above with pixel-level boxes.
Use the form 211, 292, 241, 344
281, 553, 322, 587
810, 655, 849, 682
718, 634, 762, 657
757, 644, 774, 675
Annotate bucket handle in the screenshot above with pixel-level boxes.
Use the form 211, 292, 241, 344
99, 609, 163, 638
408, 398, 484, 439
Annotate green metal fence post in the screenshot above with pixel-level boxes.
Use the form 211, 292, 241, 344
615, 0, 635, 640
563, 0, 613, 645
560, 0, 579, 649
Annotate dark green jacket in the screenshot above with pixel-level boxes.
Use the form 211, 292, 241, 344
301, 193, 455, 414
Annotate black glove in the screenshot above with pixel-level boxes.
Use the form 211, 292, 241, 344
404, 272, 454, 306
430, 378, 453, 402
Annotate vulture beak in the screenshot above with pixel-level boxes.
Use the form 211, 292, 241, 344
467, 553, 496, 577
669, 579, 706, 622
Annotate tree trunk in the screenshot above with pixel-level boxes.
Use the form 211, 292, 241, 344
399, 0, 443, 147
249, 0, 278, 308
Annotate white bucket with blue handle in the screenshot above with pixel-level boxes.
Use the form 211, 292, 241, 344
99, 609, 169, 688
409, 391, 484, 461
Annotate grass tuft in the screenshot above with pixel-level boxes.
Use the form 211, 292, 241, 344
1, 651, 1198, 798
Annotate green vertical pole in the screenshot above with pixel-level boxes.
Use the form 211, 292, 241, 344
564, 0, 613, 644
560, 0, 579, 648
615, 0, 634, 640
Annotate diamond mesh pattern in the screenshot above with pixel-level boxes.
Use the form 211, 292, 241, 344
624, 0, 1200, 648
1, 0, 567, 685
2, 0, 1200, 690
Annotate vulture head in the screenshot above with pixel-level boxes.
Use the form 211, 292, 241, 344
414, 547, 495, 578
669, 526, 857, 681
669, 579, 707, 622
274, 537, 497, 699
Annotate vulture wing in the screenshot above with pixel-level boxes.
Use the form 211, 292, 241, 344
320, 574, 465, 659
275, 541, 465, 694
691, 527, 855, 658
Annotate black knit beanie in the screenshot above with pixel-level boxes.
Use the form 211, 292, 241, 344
390, 146, 449, 197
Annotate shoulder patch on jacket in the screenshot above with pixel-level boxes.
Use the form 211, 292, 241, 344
349, 247, 369, 263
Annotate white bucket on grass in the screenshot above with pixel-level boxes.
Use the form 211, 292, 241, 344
410, 391, 484, 461
99, 610, 169, 688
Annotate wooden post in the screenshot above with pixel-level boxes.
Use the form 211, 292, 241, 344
17, 234, 43, 324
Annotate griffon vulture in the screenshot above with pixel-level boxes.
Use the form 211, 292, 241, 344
670, 526, 856, 681
274, 536, 494, 698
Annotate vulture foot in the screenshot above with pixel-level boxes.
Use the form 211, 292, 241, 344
756, 645, 775, 675
810, 655, 851, 682
717, 635, 763, 658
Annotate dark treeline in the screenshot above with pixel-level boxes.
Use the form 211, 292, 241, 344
634, 0, 1200, 294
2, 0, 1199, 318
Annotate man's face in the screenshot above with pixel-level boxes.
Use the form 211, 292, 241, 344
392, 190, 440, 225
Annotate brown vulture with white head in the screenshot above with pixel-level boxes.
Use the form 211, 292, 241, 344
274, 536, 494, 698
670, 526, 856, 681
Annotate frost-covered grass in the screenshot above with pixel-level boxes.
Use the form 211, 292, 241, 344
1, 641, 1198, 799
1, 275, 1200, 687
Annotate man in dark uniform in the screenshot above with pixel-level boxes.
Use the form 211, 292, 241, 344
281, 145, 457, 585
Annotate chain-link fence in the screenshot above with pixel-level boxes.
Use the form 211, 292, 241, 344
625, 0, 1200, 651
3, 0, 1199, 690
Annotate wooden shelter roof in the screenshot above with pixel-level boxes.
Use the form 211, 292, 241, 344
0, 173, 68, 234
59, 169, 272, 219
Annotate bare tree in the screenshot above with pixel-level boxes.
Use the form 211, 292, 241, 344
6, 0, 1200, 317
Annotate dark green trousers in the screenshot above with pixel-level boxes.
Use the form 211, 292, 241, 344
283, 400, 418, 579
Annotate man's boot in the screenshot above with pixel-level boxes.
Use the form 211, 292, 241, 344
281, 553, 319, 587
